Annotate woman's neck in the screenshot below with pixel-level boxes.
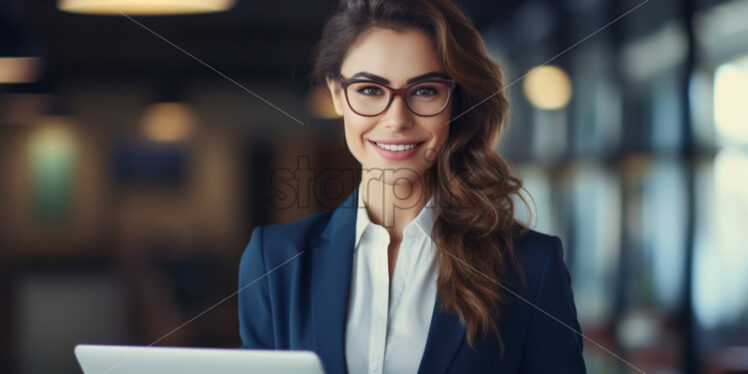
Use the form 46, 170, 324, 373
360, 172, 432, 237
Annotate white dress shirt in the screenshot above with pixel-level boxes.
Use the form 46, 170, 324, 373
345, 182, 439, 374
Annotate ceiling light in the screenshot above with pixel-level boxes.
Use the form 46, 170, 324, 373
306, 86, 340, 119
58, 0, 236, 16
0, 57, 42, 84
140, 102, 197, 142
522, 65, 573, 110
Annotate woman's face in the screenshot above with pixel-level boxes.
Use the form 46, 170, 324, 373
326, 27, 452, 189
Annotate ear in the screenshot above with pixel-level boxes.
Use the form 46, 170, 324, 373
326, 77, 344, 116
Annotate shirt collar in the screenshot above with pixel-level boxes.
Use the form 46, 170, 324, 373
354, 180, 437, 248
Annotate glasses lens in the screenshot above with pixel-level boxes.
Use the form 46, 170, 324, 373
346, 81, 390, 116
405, 81, 451, 116
344, 80, 453, 116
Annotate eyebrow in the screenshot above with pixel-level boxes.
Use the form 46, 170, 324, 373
349, 71, 449, 84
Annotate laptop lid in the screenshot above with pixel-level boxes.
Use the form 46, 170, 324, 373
74, 344, 326, 374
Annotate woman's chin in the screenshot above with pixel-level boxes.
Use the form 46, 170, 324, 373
362, 171, 426, 189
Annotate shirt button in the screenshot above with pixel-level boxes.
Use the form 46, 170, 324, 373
370, 362, 379, 371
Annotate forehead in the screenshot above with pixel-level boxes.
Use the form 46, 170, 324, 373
340, 27, 444, 84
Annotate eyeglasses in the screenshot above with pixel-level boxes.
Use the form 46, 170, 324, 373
338, 74, 456, 117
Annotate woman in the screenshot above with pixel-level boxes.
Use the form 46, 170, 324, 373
238, 0, 586, 373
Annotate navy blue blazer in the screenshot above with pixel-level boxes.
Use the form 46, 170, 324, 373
238, 185, 586, 373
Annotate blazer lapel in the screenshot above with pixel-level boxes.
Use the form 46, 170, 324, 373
309, 185, 466, 374
310, 186, 359, 374
417, 296, 467, 374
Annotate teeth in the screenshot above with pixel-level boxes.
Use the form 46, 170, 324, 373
375, 142, 419, 151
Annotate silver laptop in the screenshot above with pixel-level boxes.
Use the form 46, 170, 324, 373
74, 344, 326, 374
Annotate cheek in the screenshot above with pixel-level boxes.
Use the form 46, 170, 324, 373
428, 117, 451, 146
422, 119, 450, 164
344, 117, 366, 140
343, 118, 373, 156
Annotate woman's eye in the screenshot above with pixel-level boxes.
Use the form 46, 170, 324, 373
357, 85, 383, 96
412, 85, 438, 96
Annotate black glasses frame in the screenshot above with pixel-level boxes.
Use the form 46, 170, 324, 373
338, 74, 457, 117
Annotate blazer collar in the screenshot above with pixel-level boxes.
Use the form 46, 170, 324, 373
310, 184, 465, 374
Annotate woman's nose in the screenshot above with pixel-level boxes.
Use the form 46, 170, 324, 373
381, 94, 414, 130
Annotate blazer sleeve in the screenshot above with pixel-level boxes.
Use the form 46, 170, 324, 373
237, 225, 276, 349
521, 236, 587, 373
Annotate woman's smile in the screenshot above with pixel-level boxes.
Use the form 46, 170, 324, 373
368, 139, 426, 161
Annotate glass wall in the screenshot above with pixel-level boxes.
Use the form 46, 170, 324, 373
494, 0, 748, 372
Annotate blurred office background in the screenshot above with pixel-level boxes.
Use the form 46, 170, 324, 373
0, 0, 746, 373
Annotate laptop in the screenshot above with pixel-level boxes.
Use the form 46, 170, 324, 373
74, 344, 327, 374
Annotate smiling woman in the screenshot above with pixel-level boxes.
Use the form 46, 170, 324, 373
326, 28, 453, 200
237, 0, 586, 373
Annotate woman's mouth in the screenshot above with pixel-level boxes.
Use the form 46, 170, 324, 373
368, 140, 425, 161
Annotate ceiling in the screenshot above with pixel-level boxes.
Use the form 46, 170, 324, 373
1, 0, 522, 91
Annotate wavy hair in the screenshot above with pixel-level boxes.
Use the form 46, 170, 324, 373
310, 0, 532, 352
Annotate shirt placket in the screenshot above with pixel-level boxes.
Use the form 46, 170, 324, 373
367, 226, 389, 374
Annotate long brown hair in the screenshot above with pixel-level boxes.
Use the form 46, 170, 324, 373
310, 0, 532, 352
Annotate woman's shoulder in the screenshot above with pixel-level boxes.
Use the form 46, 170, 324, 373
513, 228, 564, 259
511, 228, 570, 296
261, 210, 335, 238
240, 210, 336, 274
248, 209, 336, 253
